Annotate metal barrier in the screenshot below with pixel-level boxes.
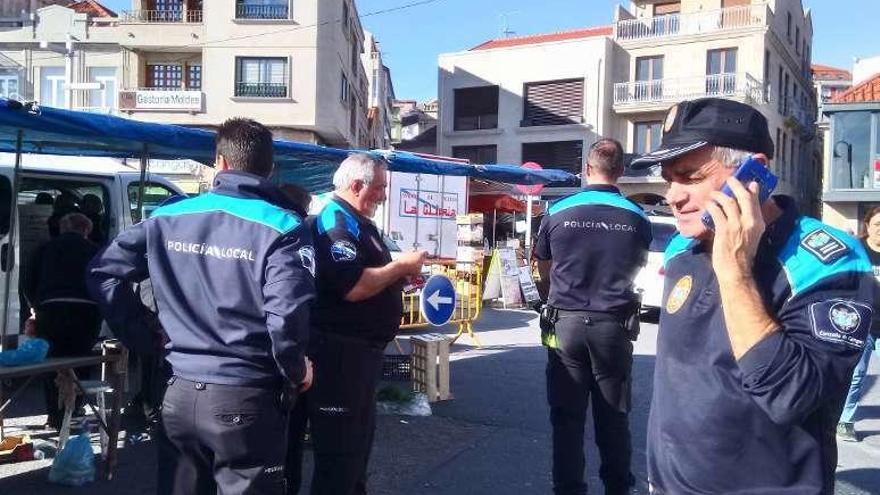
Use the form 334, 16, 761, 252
400, 260, 483, 346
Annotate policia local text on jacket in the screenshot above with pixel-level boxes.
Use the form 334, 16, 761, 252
87, 170, 315, 494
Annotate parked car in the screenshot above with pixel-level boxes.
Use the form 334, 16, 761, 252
634, 214, 678, 311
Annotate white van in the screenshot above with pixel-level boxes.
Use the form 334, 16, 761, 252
0, 152, 186, 348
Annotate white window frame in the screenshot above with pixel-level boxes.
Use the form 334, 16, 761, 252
41, 67, 67, 108
0, 72, 19, 99
234, 56, 290, 98
88, 67, 118, 112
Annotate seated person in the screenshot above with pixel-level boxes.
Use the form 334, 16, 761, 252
47, 193, 81, 238
22, 213, 101, 429
80, 193, 106, 245
34, 192, 54, 205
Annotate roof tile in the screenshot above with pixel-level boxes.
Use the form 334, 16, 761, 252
831, 73, 880, 103
67, 0, 117, 18
470, 26, 612, 51
811, 64, 851, 81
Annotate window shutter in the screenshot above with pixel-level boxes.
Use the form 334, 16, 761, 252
523, 79, 584, 126
654, 2, 681, 15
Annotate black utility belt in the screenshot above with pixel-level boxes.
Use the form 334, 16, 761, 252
555, 309, 628, 322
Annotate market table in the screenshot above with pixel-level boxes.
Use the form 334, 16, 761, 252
0, 342, 127, 480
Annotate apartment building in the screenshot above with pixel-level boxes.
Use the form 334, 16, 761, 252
437, 0, 820, 208
437, 27, 615, 194
0, 0, 388, 149
363, 31, 394, 149
612, 0, 818, 209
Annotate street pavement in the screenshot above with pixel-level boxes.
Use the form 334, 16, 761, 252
0, 308, 878, 494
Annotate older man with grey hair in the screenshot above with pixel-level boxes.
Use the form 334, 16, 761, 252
631, 98, 874, 494
286, 153, 426, 495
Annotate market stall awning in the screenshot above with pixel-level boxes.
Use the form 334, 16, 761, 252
0, 99, 579, 192
468, 194, 545, 215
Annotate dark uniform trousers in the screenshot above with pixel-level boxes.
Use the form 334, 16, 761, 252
547, 310, 635, 495
286, 332, 385, 495
162, 376, 291, 495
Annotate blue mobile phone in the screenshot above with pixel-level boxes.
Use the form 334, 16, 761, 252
701, 156, 778, 231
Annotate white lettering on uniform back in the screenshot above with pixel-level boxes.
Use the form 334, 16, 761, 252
165, 240, 256, 262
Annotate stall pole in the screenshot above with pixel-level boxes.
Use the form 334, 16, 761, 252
525, 195, 534, 261
135, 145, 148, 223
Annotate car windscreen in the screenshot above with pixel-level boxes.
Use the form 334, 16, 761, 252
649, 222, 677, 252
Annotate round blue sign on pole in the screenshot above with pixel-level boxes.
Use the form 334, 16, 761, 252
420, 274, 457, 326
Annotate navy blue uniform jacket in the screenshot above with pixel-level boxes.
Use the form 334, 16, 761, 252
535, 184, 652, 313
311, 196, 402, 343
87, 171, 316, 386
648, 197, 874, 494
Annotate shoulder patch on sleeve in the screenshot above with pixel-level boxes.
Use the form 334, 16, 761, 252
809, 299, 871, 349
330, 240, 358, 262
801, 228, 849, 264
778, 217, 872, 298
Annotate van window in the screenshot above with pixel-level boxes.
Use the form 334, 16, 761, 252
129, 182, 180, 221
0, 176, 10, 235
18, 177, 112, 248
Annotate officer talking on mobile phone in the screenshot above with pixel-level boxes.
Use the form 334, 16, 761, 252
535, 139, 651, 495
630, 98, 875, 494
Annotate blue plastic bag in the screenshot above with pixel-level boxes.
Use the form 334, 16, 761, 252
48, 434, 95, 486
0, 338, 49, 366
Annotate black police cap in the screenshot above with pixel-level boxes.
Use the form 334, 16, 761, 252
630, 98, 775, 169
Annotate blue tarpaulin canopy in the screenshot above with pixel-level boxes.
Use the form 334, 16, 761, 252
0, 99, 578, 191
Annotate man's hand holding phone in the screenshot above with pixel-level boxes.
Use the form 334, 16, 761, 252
704, 157, 773, 284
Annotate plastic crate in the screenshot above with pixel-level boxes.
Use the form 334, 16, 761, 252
382, 354, 412, 381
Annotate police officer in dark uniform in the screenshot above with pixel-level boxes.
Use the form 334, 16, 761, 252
88, 118, 315, 495
286, 153, 426, 495
535, 139, 651, 495
631, 98, 875, 494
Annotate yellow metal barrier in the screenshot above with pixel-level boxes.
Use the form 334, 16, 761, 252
400, 261, 483, 346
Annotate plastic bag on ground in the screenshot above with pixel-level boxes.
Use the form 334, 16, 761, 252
48, 433, 95, 486
376, 392, 432, 416
0, 338, 49, 367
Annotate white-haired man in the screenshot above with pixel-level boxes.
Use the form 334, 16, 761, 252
631, 98, 874, 494
286, 153, 426, 494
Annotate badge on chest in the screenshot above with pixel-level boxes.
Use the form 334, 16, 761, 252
666, 275, 693, 314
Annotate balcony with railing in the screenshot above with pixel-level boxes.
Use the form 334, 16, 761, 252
615, 4, 768, 42
778, 96, 815, 131
235, 3, 290, 20
235, 82, 288, 98
120, 9, 203, 23
613, 73, 765, 112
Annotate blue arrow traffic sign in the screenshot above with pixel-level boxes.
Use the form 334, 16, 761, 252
420, 274, 457, 326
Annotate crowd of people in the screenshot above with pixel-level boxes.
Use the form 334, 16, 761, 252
17, 96, 878, 495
